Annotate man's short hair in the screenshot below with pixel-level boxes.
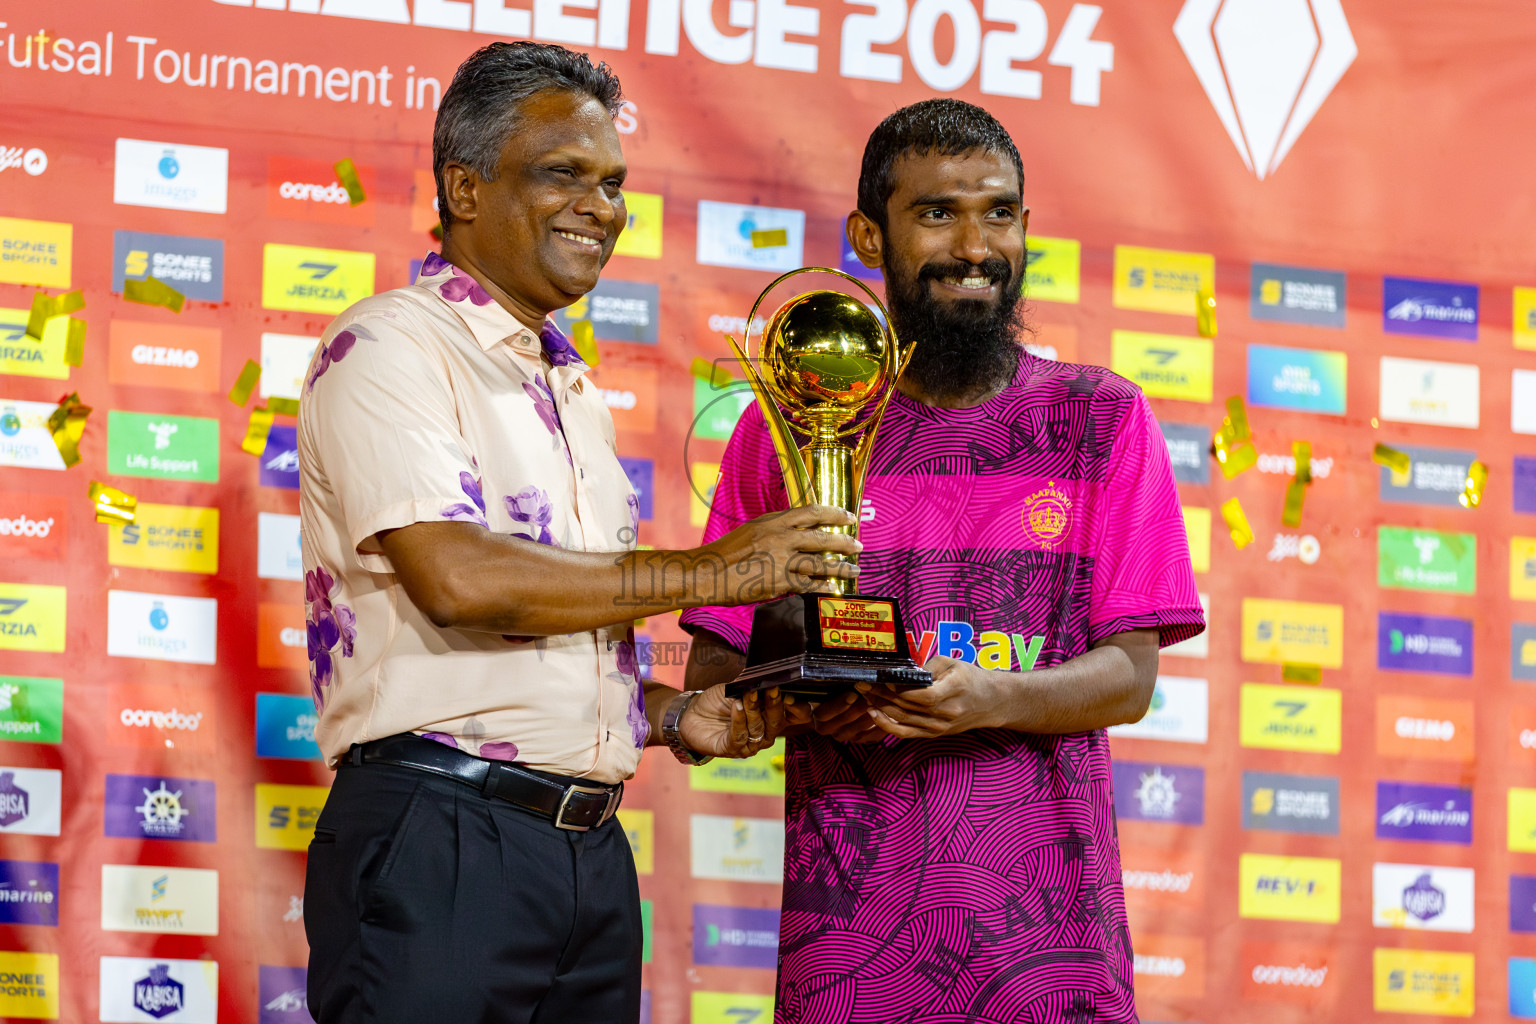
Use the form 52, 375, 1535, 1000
856, 99, 1024, 234
433, 42, 624, 234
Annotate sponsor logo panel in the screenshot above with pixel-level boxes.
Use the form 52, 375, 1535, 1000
1249, 263, 1346, 328
1512, 958, 1536, 1020
260, 424, 299, 490
107, 590, 218, 665
1512, 788, 1536, 854
1161, 423, 1210, 486
692, 904, 780, 969
552, 279, 660, 344
0, 216, 71, 288
254, 694, 319, 761
689, 815, 784, 883
0, 859, 59, 926
1513, 875, 1536, 933
1513, 623, 1536, 681
1111, 761, 1204, 825
0, 494, 66, 561
1378, 356, 1479, 428
0, 398, 68, 470
1238, 853, 1341, 923
0, 951, 59, 1019
99, 956, 219, 1023
1512, 706, 1536, 764
257, 603, 308, 670
1377, 612, 1472, 676
1163, 594, 1210, 659
260, 333, 320, 400
114, 138, 229, 214
0, 676, 62, 745
1108, 676, 1208, 743
1181, 507, 1209, 573
589, 365, 658, 434
110, 230, 224, 301
692, 377, 755, 442
107, 410, 219, 483
101, 864, 219, 935
0, 766, 61, 835
1376, 695, 1473, 762
1518, 286, 1536, 350
1242, 942, 1335, 1006
618, 808, 653, 875
1515, 371, 1536, 435
1246, 344, 1347, 414
1242, 771, 1339, 835
691, 739, 786, 795
1371, 863, 1473, 933
1112, 246, 1214, 315
1513, 537, 1536, 601
1372, 948, 1473, 1017
1516, 456, 1536, 514
1239, 683, 1341, 754
696, 200, 804, 272
266, 155, 376, 226
1024, 321, 1079, 363
1378, 526, 1475, 595
107, 682, 217, 753
107, 503, 220, 575
107, 320, 222, 392
1110, 331, 1213, 403
615, 191, 663, 260
690, 992, 774, 1024
104, 773, 216, 843
1378, 444, 1477, 507
258, 512, 303, 581
257, 784, 330, 850
1121, 846, 1204, 917
618, 457, 653, 521
1376, 781, 1472, 844
0, 306, 71, 379
261, 243, 375, 315
258, 964, 311, 1023
1025, 236, 1081, 304
1130, 933, 1206, 1001
0, 582, 66, 653
1383, 276, 1479, 341
1241, 600, 1343, 668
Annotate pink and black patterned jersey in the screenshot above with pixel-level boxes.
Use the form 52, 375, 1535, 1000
682, 352, 1204, 1024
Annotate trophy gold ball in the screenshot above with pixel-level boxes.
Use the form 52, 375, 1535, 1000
762, 291, 890, 411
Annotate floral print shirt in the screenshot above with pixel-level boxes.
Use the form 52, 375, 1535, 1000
298, 253, 647, 783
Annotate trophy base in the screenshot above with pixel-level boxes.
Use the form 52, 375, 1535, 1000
724, 592, 933, 700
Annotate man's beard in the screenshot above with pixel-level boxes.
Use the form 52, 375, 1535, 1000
884, 252, 1029, 401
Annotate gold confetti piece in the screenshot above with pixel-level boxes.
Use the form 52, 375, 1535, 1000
1215, 438, 1257, 479
1372, 443, 1411, 476
1196, 287, 1217, 338
47, 392, 91, 468
1292, 440, 1312, 485
334, 157, 367, 206
1460, 459, 1487, 508
123, 276, 186, 313
63, 318, 86, 367
570, 320, 600, 367
1281, 479, 1307, 528
1282, 663, 1322, 684
228, 359, 261, 406
88, 480, 137, 525
690, 356, 735, 389
268, 396, 300, 417
770, 754, 786, 773
750, 228, 789, 249
1220, 497, 1254, 550
26, 289, 85, 339
1224, 396, 1251, 442
241, 406, 275, 456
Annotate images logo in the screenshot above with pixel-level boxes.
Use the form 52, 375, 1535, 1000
1108, 675, 1208, 743
1249, 262, 1346, 327
258, 512, 303, 581
1242, 771, 1339, 835
1174, 0, 1357, 179
106, 590, 218, 665
261, 243, 375, 315
1112, 762, 1204, 825
692, 905, 780, 969
1110, 331, 1214, 403
1239, 683, 1342, 753
1240, 853, 1341, 923
1372, 863, 1472, 933
1383, 276, 1479, 341
0, 859, 59, 926
696, 200, 804, 272
1375, 781, 1472, 844
114, 138, 229, 214
0, 767, 60, 835
1372, 948, 1473, 1017
104, 775, 217, 843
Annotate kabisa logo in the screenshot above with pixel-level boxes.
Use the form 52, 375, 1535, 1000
0, 772, 29, 827
134, 963, 184, 1019
1402, 872, 1445, 923
1174, 0, 1357, 179
0, 146, 47, 176
1021, 482, 1073, 549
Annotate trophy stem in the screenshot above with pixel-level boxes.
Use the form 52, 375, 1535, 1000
799, 406, 857, 597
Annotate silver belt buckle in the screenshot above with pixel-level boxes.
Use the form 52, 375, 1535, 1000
555, 783, 618, 831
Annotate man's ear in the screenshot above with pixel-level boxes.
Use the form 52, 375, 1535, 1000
1020, 206, 1031, 235
845, 210, 884, 269
441, 163, 479, 225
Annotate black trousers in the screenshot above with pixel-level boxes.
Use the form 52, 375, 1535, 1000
304, 758, 642, 1024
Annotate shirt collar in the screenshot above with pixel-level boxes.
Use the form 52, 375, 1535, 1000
414, 253, 590, 384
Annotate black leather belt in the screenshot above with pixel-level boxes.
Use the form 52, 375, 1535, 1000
343, 733, 622, 831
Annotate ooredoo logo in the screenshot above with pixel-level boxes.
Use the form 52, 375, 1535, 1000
0, 494, 67, 560
1175, 0, 1358, 179
267, 155, 375, 227
106, 684, 216, 753
1243, 942, 1335, 1005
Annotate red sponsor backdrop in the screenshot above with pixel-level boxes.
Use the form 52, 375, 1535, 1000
3, 1, 1536, 1021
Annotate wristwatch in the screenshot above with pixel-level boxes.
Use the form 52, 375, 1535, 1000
662, 690, 714, 766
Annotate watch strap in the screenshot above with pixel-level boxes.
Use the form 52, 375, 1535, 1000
662, 690, 714, 766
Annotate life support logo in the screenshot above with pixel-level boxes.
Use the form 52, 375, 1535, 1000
1021, 481, 1073, 549
1174, 0, 1358, 180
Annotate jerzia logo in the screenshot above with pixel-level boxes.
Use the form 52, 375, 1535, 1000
1174, 0, 1357, 179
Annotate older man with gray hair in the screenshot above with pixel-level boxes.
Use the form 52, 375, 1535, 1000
299, 42, 858, 1023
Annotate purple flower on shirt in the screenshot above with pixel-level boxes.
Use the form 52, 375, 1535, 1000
422, 732, 457, 749
420, 252, 450, 276
305, 565, 356, 709
506, 486, 557, 546
421, 252, 495, 306
307, 322, 380, 392
479, 741, 519, 761
626, 493, 640, 538
541, 321, 585, 367
441, 470, 489, 526
626, 681, 649, 749
524, 375, 561, 434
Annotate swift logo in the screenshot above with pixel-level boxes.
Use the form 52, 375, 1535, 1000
1174, 0, 1357, 179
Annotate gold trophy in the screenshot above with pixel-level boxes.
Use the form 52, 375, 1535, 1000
722, 267, 933, 698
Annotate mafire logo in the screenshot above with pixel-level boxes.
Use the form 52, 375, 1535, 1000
0, 147, 47, 176
1174, 0, 1357, 179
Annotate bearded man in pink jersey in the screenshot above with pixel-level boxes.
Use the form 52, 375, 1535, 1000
680, 99, 1205, 1023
